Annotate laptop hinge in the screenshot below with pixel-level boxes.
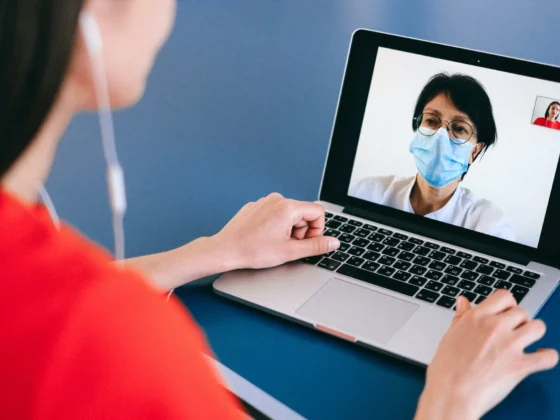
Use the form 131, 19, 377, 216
344, 205, 530, 266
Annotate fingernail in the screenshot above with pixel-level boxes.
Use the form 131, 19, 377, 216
328, 238, 341, 252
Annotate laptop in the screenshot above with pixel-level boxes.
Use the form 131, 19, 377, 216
214, 29, 560, 365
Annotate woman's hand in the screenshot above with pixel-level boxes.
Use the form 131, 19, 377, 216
415, 290, 558, 420
214, 193, 341, 270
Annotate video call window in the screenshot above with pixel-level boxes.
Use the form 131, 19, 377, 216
349, 48, 560, 248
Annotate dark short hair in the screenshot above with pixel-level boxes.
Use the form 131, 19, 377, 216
545, 101, 560, 120
412, 73, 498, 156
0, 1, 85, 178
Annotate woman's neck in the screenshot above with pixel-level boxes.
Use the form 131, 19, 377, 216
410, 174, 459, 216
1, 94, 75, 205
547, 116, 556, 122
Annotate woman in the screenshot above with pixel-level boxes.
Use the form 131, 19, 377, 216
0, 2, 556, 419
533, 100, 560, 130
351, 74, 515, 241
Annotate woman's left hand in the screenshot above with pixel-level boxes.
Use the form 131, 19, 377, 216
215, 193, 341, 270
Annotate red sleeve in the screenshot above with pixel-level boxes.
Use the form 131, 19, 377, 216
534, 117, 545, 126
33, 273, 243, 420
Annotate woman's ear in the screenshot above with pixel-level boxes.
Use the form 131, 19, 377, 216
472, 142, 485, 162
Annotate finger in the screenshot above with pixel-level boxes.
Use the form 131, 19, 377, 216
497, 306, 531, 330
291, 226, 309, 240
520, 348, 559, 376
453, 296, 471, 323
513, 319, 547, 350
285, 235, 340, 260
473, 289, 517, 316
287, 200, 326, 231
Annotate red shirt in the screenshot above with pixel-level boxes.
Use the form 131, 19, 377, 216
0, 191, 242, 419
534, 117, 560, 130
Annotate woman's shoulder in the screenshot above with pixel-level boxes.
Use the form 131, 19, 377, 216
351, 175, 414, 192
458, 187, 505, 216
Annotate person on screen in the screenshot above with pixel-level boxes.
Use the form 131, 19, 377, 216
350, 73, 515, 241
533, 101, 560, 130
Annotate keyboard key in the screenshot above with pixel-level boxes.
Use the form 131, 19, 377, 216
436, 295, 456, 309
325, 212, 333, 218
425, 280, 443, 292
354, 228, 371, 238
458, 279, 476, 291
490, 261, 505, 269
409, 265, 428, 276
382, 247, 400, 257
444, 255, 462, 266
510, 274, 536, 288
413, 256, 430, 266
302, 255, 322, 265
362, 261, 381, 273
475, 295, 486, 305
461, 291, 477, 302
331, 252, 350, 262
457, 252, 472, 259
473, 256, 489, 264
441, 274, 459, 286
325, 219, 342, 229
425, 270, 443, 281
408, 238, 423, 245
442, 285, 460, 297
398, 251, 415, 262
492, 269, 511, 280
460, 271, 479, 281
379, 228, 393, 236
429, 251, 446, 261
440, 247, 456, 254
393, 270, 412, 282
428, 261, 447, 271
377, 265, 396, 277
383, 237, 400, 247
460, 260, 477, 270
495, 280, 512, 290
353, 238, 369, 248
364, 251, 380, 261
413, 246, 431, 256
444, 265, 463, 276
379, 255, 396, 266
369, 233, 386, 242
511, 285, 529, 303
507, 266, 523, 274
348, 220, 363, 227
339, 233, 355, 243
333, 215, 348, 222
336, 264, 420, 297
398, 241, 416, 251
367, 242, 385, 252
416, 289, 439, 303
363, 224, 377, 231
476, 265, 494, 275
478, 276, 495, 286
394, 260, 412, 271
324, 229, 341, 238
393, 233, 408, 240
348, 246, 365, 257
425, 242, 439, 250
318, 258, 341, 271
339, 224, 356, 233
409, 276, 427, 287
474, 284, 492, 296
339, 242, 350, 252
523, 271, 540, 280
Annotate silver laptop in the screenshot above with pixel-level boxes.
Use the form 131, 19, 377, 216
214, 29, 560, 365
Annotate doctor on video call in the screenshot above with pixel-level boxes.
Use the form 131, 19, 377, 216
350, 73, 515, 241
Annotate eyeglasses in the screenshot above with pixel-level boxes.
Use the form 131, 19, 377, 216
414, 112, 476, 144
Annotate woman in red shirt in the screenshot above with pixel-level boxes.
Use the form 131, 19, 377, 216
0, 1, 557, 419
534, 101, 560, 130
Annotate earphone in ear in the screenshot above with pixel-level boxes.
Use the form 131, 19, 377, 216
79, 12, 127, 264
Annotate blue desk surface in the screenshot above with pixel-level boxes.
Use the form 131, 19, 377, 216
47, 0, 560, 418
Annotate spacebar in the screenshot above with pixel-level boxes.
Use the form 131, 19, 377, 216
336, 264, 420, 297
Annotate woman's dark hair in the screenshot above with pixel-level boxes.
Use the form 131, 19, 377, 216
545, 101, 560, 120
412, 73, 498, 157
0, 1, 85, 178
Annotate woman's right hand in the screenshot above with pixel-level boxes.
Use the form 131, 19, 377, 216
415, 290, 558, 420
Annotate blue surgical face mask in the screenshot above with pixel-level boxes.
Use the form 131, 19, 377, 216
409, 128, 473, 189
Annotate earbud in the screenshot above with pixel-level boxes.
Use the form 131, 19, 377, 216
80, 12, 103, 56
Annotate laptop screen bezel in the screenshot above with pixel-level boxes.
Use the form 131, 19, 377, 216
319, 29, 560, 267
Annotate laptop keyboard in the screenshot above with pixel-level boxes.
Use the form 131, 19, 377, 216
302, 212, 541, 310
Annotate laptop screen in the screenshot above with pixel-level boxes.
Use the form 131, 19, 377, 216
348, 47, 560, 249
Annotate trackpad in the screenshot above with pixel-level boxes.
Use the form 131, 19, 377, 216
296, 279, 419, 344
